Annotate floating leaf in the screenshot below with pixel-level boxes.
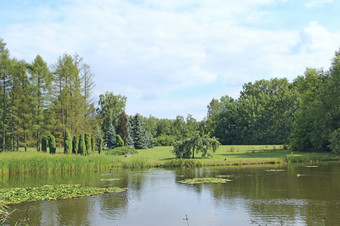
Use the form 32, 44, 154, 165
178, 178, 232, 184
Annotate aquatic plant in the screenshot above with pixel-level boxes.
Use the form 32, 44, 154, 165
0, 184, 127, 205
178, 178, 232, 184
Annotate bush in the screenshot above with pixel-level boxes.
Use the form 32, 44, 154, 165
41, 136, 48, 152
85, 133, 92, 154
48, 135, 56, 154
78, 134, 86, 156
329, 128, 340, 155
116, 134, 124, 147
105, 146, 138, 156
72, 136, 79, 154
64, 130, 72, 154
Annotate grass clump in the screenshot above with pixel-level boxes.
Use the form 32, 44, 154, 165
121, 156, 152, 169
178, 178, 232, 184
105, 147, 138, 156
161, 159, 202, 168
0, 184, 127, 205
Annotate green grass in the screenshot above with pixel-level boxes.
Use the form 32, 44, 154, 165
0, 145, 338, 175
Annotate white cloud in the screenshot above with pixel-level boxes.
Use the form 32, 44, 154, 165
305, 0, 333, 8
1, 0, 340, 119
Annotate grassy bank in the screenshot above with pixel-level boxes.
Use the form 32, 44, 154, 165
0, 145, 338, 175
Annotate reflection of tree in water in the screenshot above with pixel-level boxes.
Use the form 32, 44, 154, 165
99, 192, 128, 220
56, 197, 93, 225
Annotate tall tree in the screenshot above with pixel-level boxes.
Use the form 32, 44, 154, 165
0, 39, 12, 152
97, 91, 127, 133
105, 123, 116, 149
116, 111, 129, 145
28, 55, 52, 151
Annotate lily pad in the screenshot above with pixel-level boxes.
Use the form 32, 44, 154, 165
100, 178, 121, 181
178, 178, 232, 185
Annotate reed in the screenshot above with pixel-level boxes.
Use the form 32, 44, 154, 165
0, 152, 123, 175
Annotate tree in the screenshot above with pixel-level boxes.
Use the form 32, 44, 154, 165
105, 123, 116, 149
64, 130, 72, 154
130, 114, 149, 149
41, 136, 48, 152
78, 134, 86, 155
172, 133, 220, 159
98, 137, 103, 154
97, 91, 127, 133
72, 135, 79, 154
28, 55, 52, 151
116, 111, 129, 145
85, 133, 92, 154
116, 134, 124, 147
48, 135, 56, 154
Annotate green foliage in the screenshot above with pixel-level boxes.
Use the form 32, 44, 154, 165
72, 135, 79, 154
178, 178, 231, 184
130, 114, 153, 149
116, 134, 124, 147
105, 123, 116, 149
154, 134, 177, 146
0, 184, 126, 205
48, 135, 56, 154
329, 129, 340, 155
98, 137, 103, 154
85, 133, 92, 154
105, 146, 138, 156
64, 130, 72, 154
172, 133, 220, 159
116, 111, 129, 145
78, 134, 86, 155
91, 136, 96, 152
41, 136, 48, 152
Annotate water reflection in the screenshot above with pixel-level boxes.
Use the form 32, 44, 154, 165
3, 163, 340, 225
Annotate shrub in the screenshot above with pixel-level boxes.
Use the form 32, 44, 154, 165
64, 130, 72, 154
329, 128, 340, 155
72, 136, 79, 154
105, 146, 138, 156
41, 136, 48, 152
78, 134, 86, 155
85, 133, 92, 154
48, 135, 56, 154
98, 138, 103, 154
116, 134, 124, 147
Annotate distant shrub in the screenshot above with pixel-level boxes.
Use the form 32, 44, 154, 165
105, 146, 138, 156
116, 134, 124, 147
154, 134, 176, 146
41, 136, 48, 152
78, 134, 86, 155
48, 135, 56, 154
72, 136, 79, 154
329, 129, 340, 155
85, 133, 92, 154
64, 130, 72, 154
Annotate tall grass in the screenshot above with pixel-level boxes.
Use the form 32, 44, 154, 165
0, 152, 123, 176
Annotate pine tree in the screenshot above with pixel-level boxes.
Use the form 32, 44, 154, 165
131, 114, 148, 149
105, 123, 116, 149
64, 130, 72, 154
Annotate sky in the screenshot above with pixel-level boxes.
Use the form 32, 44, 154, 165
1, 0, 340, 120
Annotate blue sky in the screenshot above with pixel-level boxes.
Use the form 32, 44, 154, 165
1, 0, 340, 120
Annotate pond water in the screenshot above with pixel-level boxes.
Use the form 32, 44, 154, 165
2, 162, 340, 225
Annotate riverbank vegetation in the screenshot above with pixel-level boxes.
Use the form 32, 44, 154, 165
1, 146, 339, 176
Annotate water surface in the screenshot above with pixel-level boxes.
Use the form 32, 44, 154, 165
2, 163, 340, 225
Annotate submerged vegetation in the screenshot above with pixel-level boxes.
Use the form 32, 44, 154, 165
0, 184, 126, 205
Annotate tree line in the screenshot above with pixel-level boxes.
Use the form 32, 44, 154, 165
1, 36, 340, 154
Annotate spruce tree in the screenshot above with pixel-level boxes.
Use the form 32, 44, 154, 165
105, 123, 116, 149
78, 134, 86, 155
64, 130, 72, 154
131, 114, 148, 149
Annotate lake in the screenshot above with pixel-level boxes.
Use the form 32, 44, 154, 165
2, 162, 340, 225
